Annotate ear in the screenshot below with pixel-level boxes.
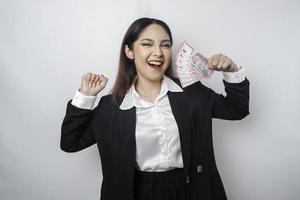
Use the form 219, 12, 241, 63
124, 45, 134, 60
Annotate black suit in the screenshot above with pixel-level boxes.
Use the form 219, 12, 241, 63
60, 77, 250, 200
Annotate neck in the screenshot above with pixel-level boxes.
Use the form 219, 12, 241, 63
135, 76, 163, 102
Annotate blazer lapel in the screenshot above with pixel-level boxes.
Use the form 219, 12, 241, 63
118, 107, 137, 167
168, 91, 192, 176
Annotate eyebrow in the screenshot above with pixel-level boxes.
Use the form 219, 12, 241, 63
140, 38, 171, 43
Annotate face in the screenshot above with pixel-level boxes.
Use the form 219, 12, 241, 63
125, 24, 172, 83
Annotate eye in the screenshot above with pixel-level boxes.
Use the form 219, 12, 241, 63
141, 43, 152, 46
162, 44, 171, 48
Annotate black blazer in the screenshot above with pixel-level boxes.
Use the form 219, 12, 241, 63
60, 77, 250, 200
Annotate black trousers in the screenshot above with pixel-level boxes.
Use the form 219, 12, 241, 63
134, 168, 188, 200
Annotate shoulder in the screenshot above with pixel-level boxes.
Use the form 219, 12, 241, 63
92, 94, 113, 111
100, 93, 112, 100
99, 94, 113, 105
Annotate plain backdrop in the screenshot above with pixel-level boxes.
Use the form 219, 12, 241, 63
1, 0, 299, 199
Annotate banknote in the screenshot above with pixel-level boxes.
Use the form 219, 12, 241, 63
175, 41, 214, 87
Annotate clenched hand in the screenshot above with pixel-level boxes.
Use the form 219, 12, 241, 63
80, 73, 108, 96
208, 54, 238, 72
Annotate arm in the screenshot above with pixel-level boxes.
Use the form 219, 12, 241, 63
209, 66, 250, 120
60, 90, 102, 152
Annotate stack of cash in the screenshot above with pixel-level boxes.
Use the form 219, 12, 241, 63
175, 41, 214, 88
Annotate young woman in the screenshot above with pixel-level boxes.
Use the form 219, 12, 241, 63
60, 17, 249, 200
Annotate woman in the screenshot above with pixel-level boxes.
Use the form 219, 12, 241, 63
60, 17, 249, 200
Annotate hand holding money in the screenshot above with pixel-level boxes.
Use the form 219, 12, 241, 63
208, 54, 238, 72
175, 41, 214, 88
175, 41, 239, 88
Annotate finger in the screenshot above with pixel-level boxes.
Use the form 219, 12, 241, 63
97, 75, 104, 85
208, 57, 214, 69
222, 58, 231, 71
100, 74, 105, 79
208, 57, 213, 65
217, 56, 226, 70
211, 57, 220, 71
209, 55, 218, 69
91, 74, 96, 81
208, 62, 213, 70
212, 54, 221, 66
95, 74, 101, 81
88, 74, 94, 87
101, 76, 108, 84
99, 77, 108, 87
84, 73, 92, 81
83, 73, 92, 88
93, 75, 100, 87
91, 74, 98, 87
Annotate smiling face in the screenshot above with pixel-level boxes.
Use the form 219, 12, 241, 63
124, 24, 172, 83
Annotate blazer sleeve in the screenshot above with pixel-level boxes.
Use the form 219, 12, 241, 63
60, 97, 103, 152
207, 77, 250, 120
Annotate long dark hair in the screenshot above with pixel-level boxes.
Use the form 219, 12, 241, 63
110, 17, 174, 106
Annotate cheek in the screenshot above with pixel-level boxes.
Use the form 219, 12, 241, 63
164, 48, 172, 56
133, 51, 148, 69
135, 50, 149, 62
164, 50, 172, 61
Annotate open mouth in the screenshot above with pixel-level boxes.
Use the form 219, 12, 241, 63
147, 61, 163, 69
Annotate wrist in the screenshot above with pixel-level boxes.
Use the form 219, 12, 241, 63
79, 88, 97, 96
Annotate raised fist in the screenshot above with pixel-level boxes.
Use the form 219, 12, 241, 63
208, 54, 238, 72
79, 73, 108, 96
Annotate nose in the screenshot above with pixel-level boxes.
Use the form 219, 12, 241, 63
153, 45, 163, 57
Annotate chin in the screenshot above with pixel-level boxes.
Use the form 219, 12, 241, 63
147, 74, 164, 82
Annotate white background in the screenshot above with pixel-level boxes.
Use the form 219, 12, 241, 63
1, 0, 299, 199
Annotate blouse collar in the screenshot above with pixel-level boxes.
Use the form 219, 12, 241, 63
119, 74, 183, 110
